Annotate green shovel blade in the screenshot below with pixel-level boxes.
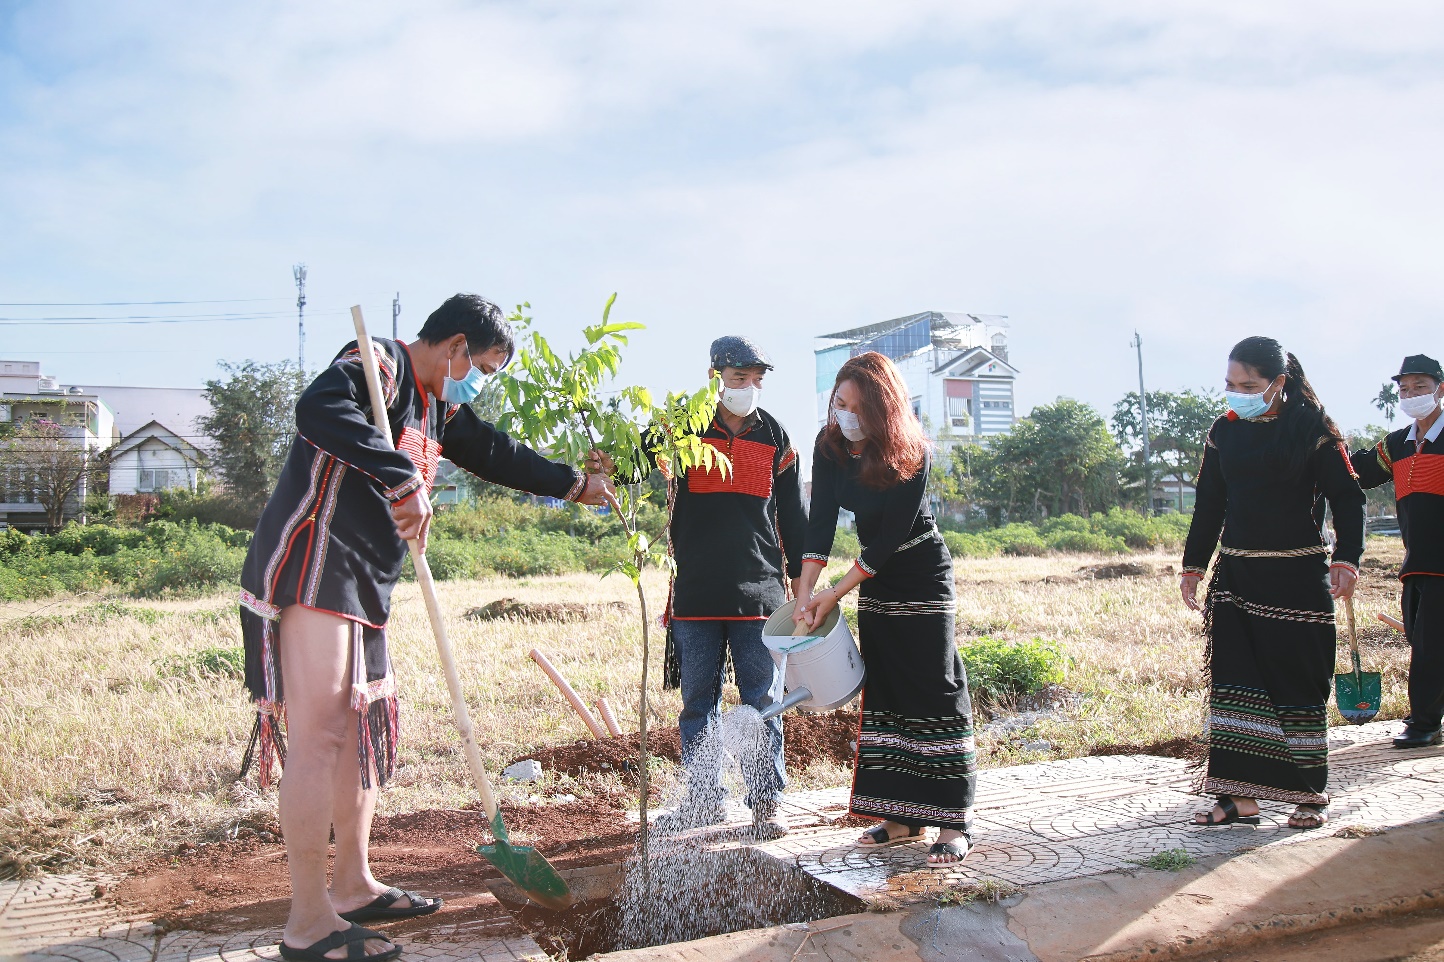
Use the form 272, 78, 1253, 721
476, 809, 573, 912
1334, 669, 1381, 725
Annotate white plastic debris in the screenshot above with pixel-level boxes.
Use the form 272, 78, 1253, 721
502, 759, 543, 782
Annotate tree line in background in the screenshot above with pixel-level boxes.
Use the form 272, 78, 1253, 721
0, 356, 1404, 536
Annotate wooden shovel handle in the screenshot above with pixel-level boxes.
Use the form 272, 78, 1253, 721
350, 306, 501, 825
1344, 596, 1359, 657
1378, 612, 1406, 633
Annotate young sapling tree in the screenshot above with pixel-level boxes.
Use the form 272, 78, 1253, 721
496, 295, 729, 869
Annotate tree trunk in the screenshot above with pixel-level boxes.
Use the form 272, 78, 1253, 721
634, 564, 652, 894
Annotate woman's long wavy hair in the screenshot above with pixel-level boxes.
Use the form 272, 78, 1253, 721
820, 351, 928, 488
1228, 336, 1342, 477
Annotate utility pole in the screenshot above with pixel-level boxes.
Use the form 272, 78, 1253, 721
293, 264, 307, 373
392, 292, 400, 340
1132, 331, 1152, 517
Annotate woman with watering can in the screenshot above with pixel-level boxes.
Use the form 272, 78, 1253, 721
1180, 336, 1365, 830
795, 351, 977, 866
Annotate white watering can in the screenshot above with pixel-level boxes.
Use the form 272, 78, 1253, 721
758, 599, 865, 721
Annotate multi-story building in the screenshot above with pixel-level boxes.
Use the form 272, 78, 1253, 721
0, 360, 119, 529
814, 312, 1019, 450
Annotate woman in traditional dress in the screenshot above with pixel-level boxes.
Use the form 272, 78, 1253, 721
795, 351, 976, 866
238, 295, 613, 962
1181, 336, 1364, 830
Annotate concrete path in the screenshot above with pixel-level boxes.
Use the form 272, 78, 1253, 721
4, 719, 1441, 962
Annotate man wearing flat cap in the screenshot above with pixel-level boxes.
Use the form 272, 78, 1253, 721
1353, 354, 1444, 747
659, 336, 807, 838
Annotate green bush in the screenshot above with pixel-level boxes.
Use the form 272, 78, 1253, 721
943, 530, 1001, 558
160, 645, 245, 680
1038, 514, 1090, 536
986, 523, 1048, 556
830, 525, 861, 560
1044, 529, 1128, 554
959, 636, 1067, 702
0, 521, 248, 600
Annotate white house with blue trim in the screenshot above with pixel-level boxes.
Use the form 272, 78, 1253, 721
814, 312, 1018, 450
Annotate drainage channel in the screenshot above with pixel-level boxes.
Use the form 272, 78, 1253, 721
486, 848, 865, 958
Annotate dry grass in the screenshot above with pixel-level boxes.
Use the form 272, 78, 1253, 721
0, 539, 1413, 878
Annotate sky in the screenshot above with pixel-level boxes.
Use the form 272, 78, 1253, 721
3, 1, 1443, 465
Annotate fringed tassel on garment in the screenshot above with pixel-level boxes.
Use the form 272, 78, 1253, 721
357, 695, 400, 790
238, 702, 288, 788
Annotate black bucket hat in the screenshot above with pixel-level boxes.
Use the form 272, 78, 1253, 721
1393, 354, 1444, 383
709, 335, 773, 371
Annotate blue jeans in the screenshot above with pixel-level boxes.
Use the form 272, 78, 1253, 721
672, 618, 786, 809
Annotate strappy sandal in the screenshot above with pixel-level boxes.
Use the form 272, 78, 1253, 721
279, 924, 400, 962
927, 831, 973, 868
338, 888, 443, 923
855, 823, 924, 848
1288, 804, 1328, 830
1193, 795, 1260, 827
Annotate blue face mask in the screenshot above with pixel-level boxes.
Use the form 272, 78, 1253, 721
1225, 381, 1279, 420
442, 348, 489, 404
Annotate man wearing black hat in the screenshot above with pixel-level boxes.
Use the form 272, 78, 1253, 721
1353, 354, 1444, 748
659, 336, 807, 838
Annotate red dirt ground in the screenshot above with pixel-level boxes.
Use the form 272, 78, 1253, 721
113, 711, 861, 937
514, 710, 860, 778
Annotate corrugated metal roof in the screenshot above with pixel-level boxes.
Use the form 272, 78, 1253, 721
818, 311, 1007, 341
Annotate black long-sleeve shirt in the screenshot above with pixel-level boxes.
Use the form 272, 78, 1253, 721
1352, 418, 1444, 579
1182, 413, 1366, 576
803, 442, 936, 580
240, 338, 584, 627
667, 408, 807, 619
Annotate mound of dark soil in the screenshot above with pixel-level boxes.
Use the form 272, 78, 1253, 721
465, 598, 632, 622
508, 710, 860, 779
1078, 562, 1157, 580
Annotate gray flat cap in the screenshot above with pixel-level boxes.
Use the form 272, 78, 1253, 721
710, 335, 773, 371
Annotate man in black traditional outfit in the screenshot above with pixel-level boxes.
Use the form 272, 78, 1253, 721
238, 295, 613, 962
1352, 354, 1444, 748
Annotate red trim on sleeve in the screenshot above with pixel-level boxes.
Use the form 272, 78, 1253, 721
853, 560, 875, 579
802, 558, 827, 566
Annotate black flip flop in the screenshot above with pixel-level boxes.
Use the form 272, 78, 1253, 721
1194, 796, 1259, 827
279, 924, 399, 962
926, 832, 972, 868
856, 824, 923, 848
338, 889, 443, 924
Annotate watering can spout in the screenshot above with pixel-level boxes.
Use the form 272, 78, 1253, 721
759, 687, 812, 721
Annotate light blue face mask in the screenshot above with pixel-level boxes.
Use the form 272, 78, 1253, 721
442, 348, 489, 404
1225, 381, 1279, 420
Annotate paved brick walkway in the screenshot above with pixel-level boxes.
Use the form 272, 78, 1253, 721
5, 720, 1440, 961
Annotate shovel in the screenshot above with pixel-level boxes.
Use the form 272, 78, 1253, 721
350, 306, 572, 911
1334, 596, 1381, 725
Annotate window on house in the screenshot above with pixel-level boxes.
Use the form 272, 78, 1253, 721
946, 395, 970, 428
138, 468, 182, 492
912, 398, 922, 420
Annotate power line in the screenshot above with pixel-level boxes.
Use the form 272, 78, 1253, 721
0, 298, 292, 307
0, 310, 350, 326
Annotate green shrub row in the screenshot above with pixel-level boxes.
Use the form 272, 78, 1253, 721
941, 509, 1191, 558
0, 521, 250, 601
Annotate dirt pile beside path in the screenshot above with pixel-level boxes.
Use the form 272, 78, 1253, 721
112, 801, 635, 936
509, 710, 860, 779
465, 598, 632, 622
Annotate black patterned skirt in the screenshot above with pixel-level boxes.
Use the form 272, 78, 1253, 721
1201, 549, 1335, 806
849, 539, 976, 830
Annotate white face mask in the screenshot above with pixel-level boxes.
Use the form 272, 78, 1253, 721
1401, 389, 1441, 421
721, 384, 760, 418
835, 408, 866, 442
